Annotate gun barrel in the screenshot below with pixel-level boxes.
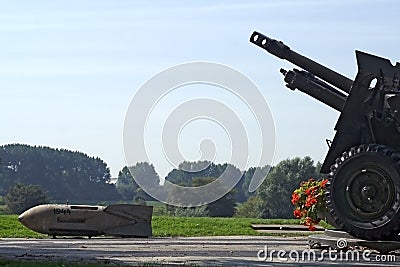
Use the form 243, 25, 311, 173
282, 69, 347, 112
250, 31, 353, 93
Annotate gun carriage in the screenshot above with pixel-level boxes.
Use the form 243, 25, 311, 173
250, 31, 400, 241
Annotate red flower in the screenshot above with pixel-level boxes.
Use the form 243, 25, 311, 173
305, 196, 317, 207
305, 188, 311, 195
291, 192, 300, 204
308, 225, 316, 231
304, 217, 312, 226
293, 209, 302, 218
292, 178, 328, 231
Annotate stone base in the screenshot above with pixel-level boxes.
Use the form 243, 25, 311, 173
309, 229, 400, 253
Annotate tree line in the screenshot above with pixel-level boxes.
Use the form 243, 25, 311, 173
0, 144, 119, 202
0, 143, 324, 218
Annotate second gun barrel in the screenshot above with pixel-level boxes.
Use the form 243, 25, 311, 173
250, 31, 353, 93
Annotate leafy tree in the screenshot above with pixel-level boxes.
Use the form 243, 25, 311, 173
116, 166, 138, 200
172, 205, 209, 217
167, 161, 272, 204
165, 161, 244, 204
234, 195, 265, 218
133, 194, 147, 205
256, 156, 323, 219
166, 175, 237, 217
193, 176, 236, 217
0, 144, 118, 202
165, 161, 218, 186
239, 165, 271, 202
5, 183, 48, 214
116, 162, 161, 201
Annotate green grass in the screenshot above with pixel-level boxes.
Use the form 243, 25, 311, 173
0, 214, 307, 238
146, 201, 166, 207
153, 216, 301, 237
0, 215, 46, 238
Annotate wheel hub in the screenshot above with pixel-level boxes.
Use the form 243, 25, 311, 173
327, 145, 400, 240
346, 167, 395, 219
361, 185, 376, 200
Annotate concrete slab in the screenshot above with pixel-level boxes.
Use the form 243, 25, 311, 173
251, 224, 325, 235
309, 229, 400, 254
0, 236, 399, 266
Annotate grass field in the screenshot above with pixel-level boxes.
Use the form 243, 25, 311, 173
152, 216, 302, 236
0, 215, 46, 238
0, 215, 310, 238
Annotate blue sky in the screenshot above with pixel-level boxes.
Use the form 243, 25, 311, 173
1, 0, 399, 178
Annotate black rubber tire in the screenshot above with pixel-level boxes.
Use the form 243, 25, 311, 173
326, 144, 400, 240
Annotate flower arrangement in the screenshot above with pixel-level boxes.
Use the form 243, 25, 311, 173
291, 178, 328, 231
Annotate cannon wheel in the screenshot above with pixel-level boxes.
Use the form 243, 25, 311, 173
326, 144, 400, 240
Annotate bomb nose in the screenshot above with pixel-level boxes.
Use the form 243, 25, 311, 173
18, 209, 30, 225
17, 207, 43, 233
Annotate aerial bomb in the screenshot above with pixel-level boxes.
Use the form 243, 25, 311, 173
19, 204, 153, 238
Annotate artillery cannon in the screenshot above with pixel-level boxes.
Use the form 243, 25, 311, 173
250, 31, 400, 241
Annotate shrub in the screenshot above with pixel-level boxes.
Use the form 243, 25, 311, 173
5, 183, 48, 214
173, 205, 210, 217
234, 195, 265, 218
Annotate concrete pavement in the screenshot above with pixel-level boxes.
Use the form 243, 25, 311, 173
0, 236, 399, 266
